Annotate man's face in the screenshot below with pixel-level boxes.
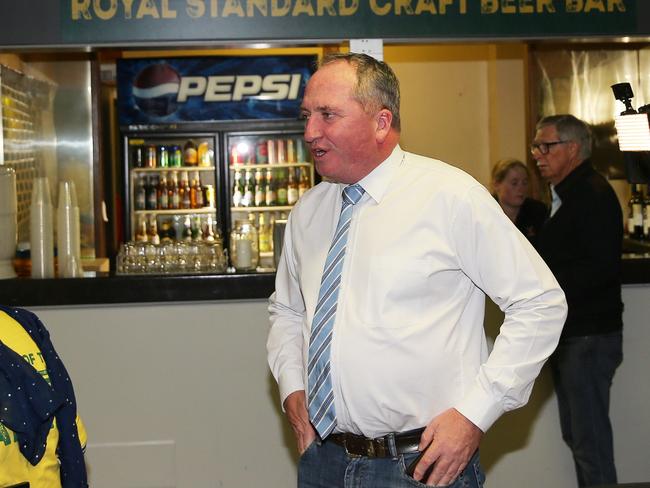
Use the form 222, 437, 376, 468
532, 125, 579, 186
300, 61, 380, 184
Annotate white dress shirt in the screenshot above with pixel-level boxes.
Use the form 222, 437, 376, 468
267, 146, 567, 438
550, 184, 562, 217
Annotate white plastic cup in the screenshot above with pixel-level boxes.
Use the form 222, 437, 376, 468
57, 180, 83, 278
30, 177, 55, 278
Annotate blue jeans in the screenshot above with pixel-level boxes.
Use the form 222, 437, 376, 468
550, 331, 623, 488
298, 438, 485, 488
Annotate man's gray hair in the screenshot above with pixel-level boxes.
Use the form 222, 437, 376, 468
536, 114, 592, 161
319, 52, 401, 131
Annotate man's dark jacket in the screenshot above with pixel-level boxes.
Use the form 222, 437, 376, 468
536, 160, 623, 339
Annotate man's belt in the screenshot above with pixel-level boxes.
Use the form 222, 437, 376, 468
327, 427, 424, 458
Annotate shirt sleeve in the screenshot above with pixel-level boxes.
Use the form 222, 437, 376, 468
451, 184, 567, 432
267, 211, 308, 409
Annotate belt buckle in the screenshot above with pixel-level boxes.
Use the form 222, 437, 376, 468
342, 436, 363, 458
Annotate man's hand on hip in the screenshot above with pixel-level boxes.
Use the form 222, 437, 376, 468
412, 408, 483, 486
283, 390, 317, 455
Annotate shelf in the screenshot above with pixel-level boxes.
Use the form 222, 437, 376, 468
231, 206, 293, 212
135, 208, 216, 215
131, 166, 215, 173
229, 162, 311, 170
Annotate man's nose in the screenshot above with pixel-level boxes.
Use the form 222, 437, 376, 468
304, 117, 320, 144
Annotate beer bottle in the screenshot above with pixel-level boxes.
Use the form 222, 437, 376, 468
147, 214, 160, 245
181, 215, 193, 242
277, 169, 288, 205
198, 141, 212, 167
298, 167, 310, 198
233, 170, 244, 207
258, 212, 272, 253
134, 174, 146, 211
644, 184, 650, 240
158, 145, 169, 168
158, 172, 169, 210
192, 215, 202, 242
189, 171, 202, 209
132, 145, 144, 168
295, 138, 306, 163
265, 169, 277, 206
183, 139, 198, 167
146, 175, 159, 210
203, 214, 217, 243
254, 169, 265, 207
628, 184, 644, 239
169, 171, 180, 210
170, 145, 182, 167
277, 139, 287, 164
242, 170, 254, 207
286, 139, 296, 164
159, 219, 174, 244
287, 168, 299, 205
180, 171, 191, 210
135, 215, 148, 242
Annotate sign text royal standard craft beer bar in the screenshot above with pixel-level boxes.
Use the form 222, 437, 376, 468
58, 0, 643, 44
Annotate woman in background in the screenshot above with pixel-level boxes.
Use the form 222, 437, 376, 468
491, 158, 547, 246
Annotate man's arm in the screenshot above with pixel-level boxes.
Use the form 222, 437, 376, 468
267, 213, 313, 451
413, 184, 567, 485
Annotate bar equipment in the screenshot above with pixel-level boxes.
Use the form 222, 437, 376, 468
0, 166, 17, 279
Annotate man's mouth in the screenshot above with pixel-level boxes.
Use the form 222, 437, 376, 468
312, 147, 326, 158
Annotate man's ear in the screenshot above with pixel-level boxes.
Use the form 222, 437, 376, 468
375, 108, 393, 143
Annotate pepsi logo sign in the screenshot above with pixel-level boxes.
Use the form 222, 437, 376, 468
132, 62, 303, 118
133, 63, 181, 118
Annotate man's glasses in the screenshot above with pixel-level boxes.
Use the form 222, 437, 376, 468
530, 140, 569, 155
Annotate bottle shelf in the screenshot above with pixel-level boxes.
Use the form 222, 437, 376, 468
132, 166, 215, 173
231, 206, 293, 212
229, 162, 311, 170
135, 208, 216, 216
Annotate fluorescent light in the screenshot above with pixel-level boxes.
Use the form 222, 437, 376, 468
614, 114, 650, 151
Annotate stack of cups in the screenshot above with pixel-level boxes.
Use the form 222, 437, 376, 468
0, 166, 17, 279
57, 180, 84, 278
30, 177, 55, 278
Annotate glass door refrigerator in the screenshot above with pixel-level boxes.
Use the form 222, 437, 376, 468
224, 125, 314, 273
120, 130, 226, 275
114, 54, 316, 275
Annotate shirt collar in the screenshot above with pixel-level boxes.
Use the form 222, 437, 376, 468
554, 159, 592, 199
348, 145, 404, 204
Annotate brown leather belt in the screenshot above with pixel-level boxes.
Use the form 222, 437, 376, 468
327, 427, 424, 458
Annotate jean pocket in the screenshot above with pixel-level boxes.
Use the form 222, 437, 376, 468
400, 451, 484, 488
298, 439, 318, 461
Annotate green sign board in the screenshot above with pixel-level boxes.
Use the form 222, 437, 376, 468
59, 0, 642, 44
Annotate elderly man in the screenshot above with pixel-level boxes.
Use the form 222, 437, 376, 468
533, 114, 624, 488
268, 53, 567, 488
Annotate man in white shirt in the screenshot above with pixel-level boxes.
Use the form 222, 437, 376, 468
267, 53, 567, 488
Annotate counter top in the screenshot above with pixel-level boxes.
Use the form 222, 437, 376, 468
0, 273, 276, 307
1, 255, 649, 307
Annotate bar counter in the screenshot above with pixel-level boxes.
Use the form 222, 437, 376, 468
1, 255, 649, 307
0, 272, 276, 307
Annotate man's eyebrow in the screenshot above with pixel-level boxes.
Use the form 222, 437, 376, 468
301, 102, 335, 110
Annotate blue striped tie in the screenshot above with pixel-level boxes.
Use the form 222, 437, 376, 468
307, 184, 365, 439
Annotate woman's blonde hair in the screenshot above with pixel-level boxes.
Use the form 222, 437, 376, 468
491, 158, 529, 191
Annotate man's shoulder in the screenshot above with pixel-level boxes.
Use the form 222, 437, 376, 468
403, 152, 482, 190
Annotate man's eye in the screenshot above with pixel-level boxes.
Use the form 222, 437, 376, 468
299, 112, 310, 120
322, 112, 333, 119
